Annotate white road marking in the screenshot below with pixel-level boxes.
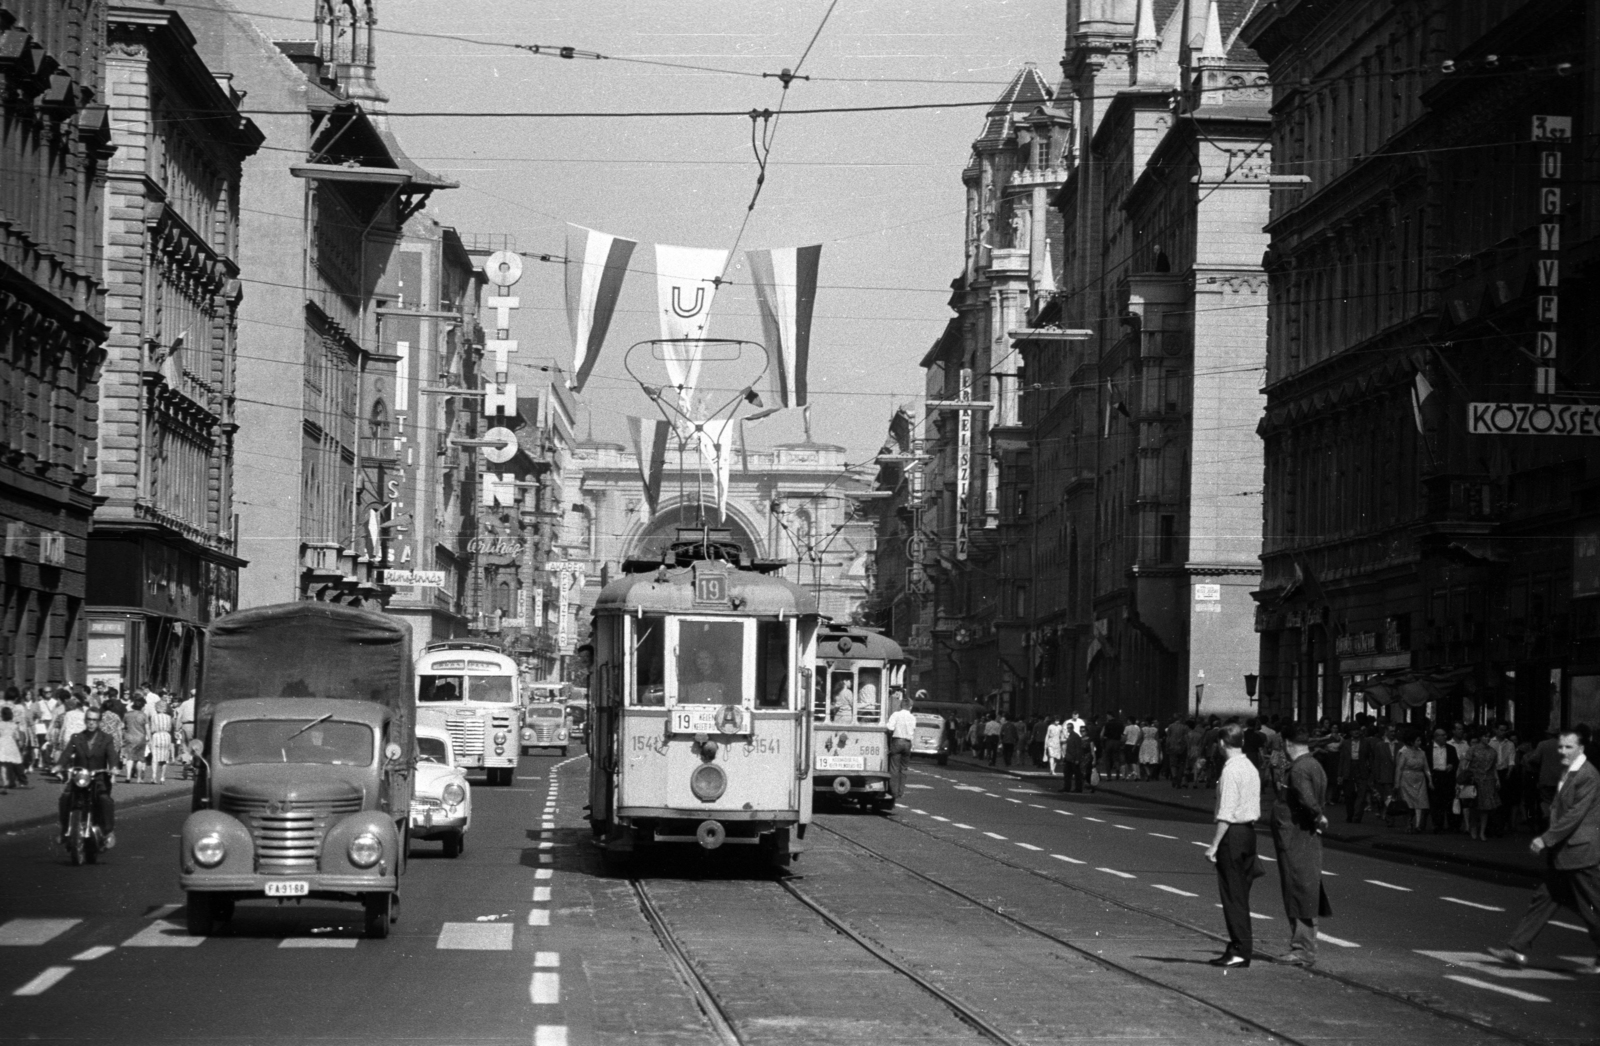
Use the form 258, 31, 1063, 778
1149, 832, 1177, 839
1191, 841, 1210, 848
1054, 810, 1075, 817
528, 910, 550, 926
529, 971, 560, 1004
538, 841, 554, 850
1151, 885, 1198, 897
539, 854, 553, 864
954, 785, 985, 792
71, 946, 114, 961
905, 783, 934, 789
1052, 854, 1086, 865
1322, 870, 1338, 876
541, 822, 555, 830
931, 816, 950, 822
1258, 855, 1276, 862
0, 919, 81, 947
121, 920, 203, 948
1016, 843, 1043, 851
533, 887, 552, 902
1097, 867, 1134, 879
1364, 879, 1411, 891
146, 904, 181, 920
1442, 897, 1504, 912
437, 922, 515, 950
1029, 804, 1046, 809
1551, 920, 1586, 933
1082, 816, 1105, 822
983, 832, 1008, 840
535, 951, 559, 967
909, 809, 927, 815
1113, 824, 1134, 831
954, 823, 974, 830
280, 937, 359, 948
536, 869, 553, 880
1005, 798, 1023, 804
1416, 951, 1572, 981
12, 966, 73, 996
534, 1026, 568, 1046
1316, 932, 1360, 948
1442, 975, 1549, 1002
1211, 905, 1272, 920
517, 776, 542, 780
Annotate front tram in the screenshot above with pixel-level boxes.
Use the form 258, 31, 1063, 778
812, 625, 907, 811
587, 530, 819, 868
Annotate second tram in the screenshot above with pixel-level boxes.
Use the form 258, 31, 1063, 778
587, 529, 819, 868
415, 641, 521, 785
812, 625, 907, 811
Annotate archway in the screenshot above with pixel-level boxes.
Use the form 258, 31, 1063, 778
626, 500, 764, 564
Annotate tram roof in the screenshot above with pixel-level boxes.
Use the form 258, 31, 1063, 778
594, 565, 819, 618
816, 625, 904, 660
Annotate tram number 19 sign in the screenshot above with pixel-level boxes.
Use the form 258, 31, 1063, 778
693, 565, 727, 605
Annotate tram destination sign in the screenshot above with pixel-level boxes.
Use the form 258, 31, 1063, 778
1468, 402, 1600, 437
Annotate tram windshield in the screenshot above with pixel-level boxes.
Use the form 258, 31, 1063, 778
676, 620, 743, 705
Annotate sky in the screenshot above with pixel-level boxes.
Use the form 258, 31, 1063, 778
225, 0, 1065, 460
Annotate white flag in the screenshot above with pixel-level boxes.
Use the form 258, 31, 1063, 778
655, 244, 728, 415
698, 417, 736, 522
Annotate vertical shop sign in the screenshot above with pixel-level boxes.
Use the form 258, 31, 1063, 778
956, 367, 972, 560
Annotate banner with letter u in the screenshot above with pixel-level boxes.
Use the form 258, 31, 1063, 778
745, 244, 820, 408
655, 244, 728, 415
566, 224, 636, 392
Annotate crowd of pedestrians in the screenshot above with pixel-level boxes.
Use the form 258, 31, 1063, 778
0, 682, 196, 794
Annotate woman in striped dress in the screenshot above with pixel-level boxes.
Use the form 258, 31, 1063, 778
147, 699, 174, 784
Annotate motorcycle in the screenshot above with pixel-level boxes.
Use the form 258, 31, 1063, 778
63, 767, 110, 865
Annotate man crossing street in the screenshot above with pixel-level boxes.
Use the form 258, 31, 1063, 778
1272, 725, 1333, 966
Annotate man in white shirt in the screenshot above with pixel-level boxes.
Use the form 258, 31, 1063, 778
1205, 723, 1262, 967
883, 695, 918, 807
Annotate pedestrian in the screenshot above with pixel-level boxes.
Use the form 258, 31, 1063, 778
1165, 715, 1190, 788
830, 678, 856, 724
883, 694, 917, 806
1061, 723, 1088, 793
1000, 715, 1020, 767
982, 714, 1001, 766
1489, 721, 1517, 834
1336, 724, 1374, 823
1526, 731, 1566, 831
1029, 716, 1047, 768
1044, 718, 1064, 775
1456, 727, 1500, 842
1425, 727, 1460, 831
1370, 725, 1398, 827
1139, 719, 1160, 780
1271, 725, 1332, 967
0, 706, 28, 791
1394, 730, 1431, 833
121, 697, 149, 784
1205, 723, 1262, 967
1488, 729, 1600, 973
147, 698, 174, 784
1122, 716, 1142, 780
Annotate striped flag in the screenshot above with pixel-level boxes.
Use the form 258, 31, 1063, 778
698, 417, 736, 522
627, 415, 671, 517
565, 224, 637, 393
746, 244, 820, 407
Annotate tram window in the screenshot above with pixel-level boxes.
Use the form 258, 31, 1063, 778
634, 615, 665, 706
856, 667, 883, 724
754, 619, 789, 708
676, 620, 743, 705
419, 675, 464, 702
813, 669, 830, 721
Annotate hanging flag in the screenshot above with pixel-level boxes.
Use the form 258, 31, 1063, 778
1103, 378, 1113, 438
627, 415, 671, 517
1411, 370, 1433, 433
698, 417, 736, 521
565, 223, 636, 393
746, 244, 821, 407
655, 244, 728, 415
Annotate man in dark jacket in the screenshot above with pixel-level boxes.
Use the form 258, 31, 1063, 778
1426, 727, 1460, 831
1062, 724, 1089, 793
1337, 726, 1376, 823
57, 710, 118, 848
1272, 725, 1332, 966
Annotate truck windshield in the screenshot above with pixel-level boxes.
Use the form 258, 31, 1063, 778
527, 704, 563, 721
218, 720, 374, 766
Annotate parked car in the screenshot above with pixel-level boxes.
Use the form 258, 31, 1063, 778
409, 723, 471, 858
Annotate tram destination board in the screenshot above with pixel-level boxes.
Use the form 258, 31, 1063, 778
1468, 401, 1600, 436
671, 704, 749, 735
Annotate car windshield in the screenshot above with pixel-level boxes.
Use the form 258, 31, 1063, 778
418, 736, 449, 763
218, 720, 374, 766
527, 703, 563, 720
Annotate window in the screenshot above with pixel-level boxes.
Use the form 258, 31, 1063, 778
632, 615, 665, 706
219, 719, 373, 766
418, 736, 449, 763
1159, 515, 1176, 564
755, 619, 791, 708
419, 675, 464, 702
673, 619, 745, 706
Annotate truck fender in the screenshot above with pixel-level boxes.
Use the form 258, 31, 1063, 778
180, 810, 253, 877
322, 811, 402, 880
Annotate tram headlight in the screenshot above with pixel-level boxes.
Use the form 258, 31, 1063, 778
689, 763, 727, 802
348, 831, 383, 868
192, 833, 226, 868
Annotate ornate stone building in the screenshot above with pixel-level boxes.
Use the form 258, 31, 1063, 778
1243, 0, 1600, 730
85, 3, 261, 692
1, 0, 115, 687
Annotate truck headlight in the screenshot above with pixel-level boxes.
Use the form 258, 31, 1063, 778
521, 727, 533, 741
348, 832, 383, 868
557, 730, 567, 741
192, 833, 226, 868
493, 731, 508, 745
442, 783, 466, 806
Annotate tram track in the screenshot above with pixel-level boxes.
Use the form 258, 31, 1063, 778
819, 817, 1549, 1046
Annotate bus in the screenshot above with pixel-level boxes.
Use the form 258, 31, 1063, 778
415, 641, 520, 785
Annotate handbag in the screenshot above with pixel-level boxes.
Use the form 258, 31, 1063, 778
1456, 783, 1477, 800
1089, 767, 1101, 786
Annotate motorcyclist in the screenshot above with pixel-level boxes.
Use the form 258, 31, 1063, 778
58, 709, 117, 850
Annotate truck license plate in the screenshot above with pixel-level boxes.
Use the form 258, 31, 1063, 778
265, 880, 309, 897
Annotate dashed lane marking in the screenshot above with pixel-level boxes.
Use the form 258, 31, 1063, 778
954, 785, 985, 792
1016, 843, 1043, 851
437, 922, 515, 950
539, 855, 553, 864
905, 783, 934, 789
1559, 955, 1598, 969
909, 809, 927, 815
534, 1027, 568, 1046
1052, 854, 1086, 865
532, 887, 551, 902
1082, 816, 1105, 822
528, 910, 550, 927
1191, 841, 1210, 848
1443, 975, 1549, 1002
1322, 870, 1338, 876
1259, 855, 1276, 862
121, 920, 203, 948
12, 966, 72, 996
71, 946, 114, 961
931, 816, 950, 822
954, 823, 975, 830
1029, 804, 1046, 809
1551, 920, 1586, 933
280, 937, 359, 948
1005, 798, 1023, 804
1365, 879, 1412, 892
1054, 810, 1075, 817
1416, 951, 1572, 981
1113, 824, 1134, 831
529, 971, 560, 1004
983, 832, 1008, 840
535, 869, 553, 880
1151, 885, 1198, 897
146, 904, 181, 920
1149, 832, 1177, 839
1097, 867, 1135, 879
1316, 932, 1360, 948
0, 919, 82, 946
1442, 897, 1504, 912
536, 951, 558, 967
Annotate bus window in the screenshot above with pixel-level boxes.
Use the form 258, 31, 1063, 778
676, 620, 743, 706
755, 619, 789, 708
633, 615, 665, 706
473, 676, 515, 703
856, 667, 883, 724
419, 675, 464, 702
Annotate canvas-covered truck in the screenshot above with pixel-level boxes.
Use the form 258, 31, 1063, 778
180, 603, 415, 939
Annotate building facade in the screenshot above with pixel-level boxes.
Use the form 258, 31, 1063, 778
1243, 0, 1600, 730
1, 0, 115, 688
86, 3, 261, 693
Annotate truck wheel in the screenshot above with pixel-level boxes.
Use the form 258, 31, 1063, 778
185, 893, 215, 937
443, 832, 463, 858
363, 893, 392, 939
560, 747, 568, 758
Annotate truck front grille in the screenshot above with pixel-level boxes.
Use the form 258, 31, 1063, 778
219, 791, 363, 873
532, 723, 561, 742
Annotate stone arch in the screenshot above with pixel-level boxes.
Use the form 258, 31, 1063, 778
621, 494, 767, 564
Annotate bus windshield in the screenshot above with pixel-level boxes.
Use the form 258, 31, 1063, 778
419, 674, 515, 703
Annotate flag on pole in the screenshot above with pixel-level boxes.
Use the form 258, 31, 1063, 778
627, 415, 671, 517
1411, 371, 1433, 433
565, 224, 636, 393
698, 417, 736, 521
655, 244, 729, 415
746, 244, 821, 407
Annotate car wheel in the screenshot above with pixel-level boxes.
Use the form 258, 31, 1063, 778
363, 893, 392, 939
185, 893, 215, 937
560, 747, 568, 757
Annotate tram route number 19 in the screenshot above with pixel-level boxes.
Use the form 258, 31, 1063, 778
694, 572, 726, 604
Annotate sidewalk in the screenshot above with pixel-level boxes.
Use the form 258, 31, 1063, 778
0, 772, 192, 833
944, 751, 1545, 880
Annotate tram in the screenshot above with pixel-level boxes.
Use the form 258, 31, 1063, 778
587, 527, 820, 868
812, 625, 907, 811
415, 640, 521, 785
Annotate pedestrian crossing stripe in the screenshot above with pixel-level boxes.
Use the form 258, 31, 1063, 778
528, 910, 550, 926
121, 920, 203, 948
12, 966, 72, 996
1316, 932, 1359, 948
529, 971, 559, 1004
0, 919, 81, 947
1443, 974, 1549, 1002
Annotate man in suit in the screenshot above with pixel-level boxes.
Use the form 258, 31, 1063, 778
1337, 724, 1375, 823
57, 709, 118, 849
1370, 725, 1399, 826
1426, 727, 1460, 831
1272, 726, 1332, 966
1489, 730, 1600, 974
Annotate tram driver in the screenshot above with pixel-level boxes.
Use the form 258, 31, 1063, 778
682, 647, 733, 704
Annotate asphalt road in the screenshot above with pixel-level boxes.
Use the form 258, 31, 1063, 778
0, 753, 1591, 1045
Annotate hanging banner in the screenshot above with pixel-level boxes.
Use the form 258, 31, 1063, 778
627, 414, 671, 516
655, 244, 728, 413
698, 417, 736, 522
745, 244, 820, 407
565, 223, 637, 392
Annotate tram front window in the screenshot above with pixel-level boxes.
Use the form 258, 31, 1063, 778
677, 620, 743, 705
634, 615, 665, 705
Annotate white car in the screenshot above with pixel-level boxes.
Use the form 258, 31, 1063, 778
409, 724, 471, 857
